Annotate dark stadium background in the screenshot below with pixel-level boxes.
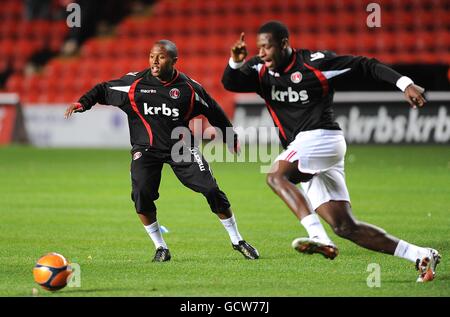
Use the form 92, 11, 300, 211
1, 0, 449, 109
0, 0, 449, 299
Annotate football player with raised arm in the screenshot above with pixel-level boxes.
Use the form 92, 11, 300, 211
65, 40, 259, 262
222, 21, 440, 282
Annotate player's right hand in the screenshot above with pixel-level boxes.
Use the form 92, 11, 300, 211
64, 102, 84, 119
231, 32, 248, 63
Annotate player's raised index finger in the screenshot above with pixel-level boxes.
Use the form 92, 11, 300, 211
240, 32, 245, 43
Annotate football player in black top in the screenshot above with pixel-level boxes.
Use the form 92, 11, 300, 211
65, 40, 259, 262
222, 21, 439, 282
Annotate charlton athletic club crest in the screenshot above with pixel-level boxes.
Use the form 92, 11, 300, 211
290, 71, 302, 83
133, 151, 142, 161
169, 88, 180, 99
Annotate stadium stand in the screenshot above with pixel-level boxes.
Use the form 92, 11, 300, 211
1, 0, 449, 114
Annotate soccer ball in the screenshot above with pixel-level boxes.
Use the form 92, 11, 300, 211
33, 253, 73, 291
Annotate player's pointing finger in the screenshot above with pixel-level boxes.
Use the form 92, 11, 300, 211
240, 32, 245, 43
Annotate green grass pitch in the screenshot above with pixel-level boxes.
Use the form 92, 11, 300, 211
0, 145, 449, 297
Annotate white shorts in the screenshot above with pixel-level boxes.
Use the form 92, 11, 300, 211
274, 129, 350, 210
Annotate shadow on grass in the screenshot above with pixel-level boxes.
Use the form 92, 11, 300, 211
381, 273, 450, 284
30, 287, 159, 296
64, 287, 160, 294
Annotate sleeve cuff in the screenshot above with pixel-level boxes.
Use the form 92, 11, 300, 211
228, 58, 245, 69
396, 76, 414, 92
76, 100, 88, 111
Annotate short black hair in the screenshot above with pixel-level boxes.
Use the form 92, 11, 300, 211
258, 21, 289, 45
155, 39, 178, 59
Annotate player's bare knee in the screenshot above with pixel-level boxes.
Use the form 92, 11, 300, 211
266, 173, 283, 189
333, 222, 359, 239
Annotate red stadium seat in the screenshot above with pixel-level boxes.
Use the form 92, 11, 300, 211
375, 32, 397, 53
296, 13, 318, 33
2, 0, 447, 106
81, 39, 105, 58
113, 58, 138, 75
48, 21, 69, 40
115, 38, 137, 57
415, 52, 438, 64
76, 58, 97, 77
336, 33, 358, 55
0, 20, 15, 38
393, 52, 417, 64
43, 75, 60, 91
415, 32, 436, 51
24, 90, 40, 103
438, 52, 450, 64
15, 22, 35, 39
336, 12, 364, 32
414, 12, 437, 29
396, 32, 418, 52
315, 33, 339, 52
435, 30, 450, 52
13, 40, 37, 60
436, 9, 450, 28
29, 20, 51, 40
0, 39, 15, 59
336, 0, 361, 11
12, 57, 27, 72
375, 53, 396, 65
5, 73, 23, 92
315, 12, 340, 32
357, 32, 378, 53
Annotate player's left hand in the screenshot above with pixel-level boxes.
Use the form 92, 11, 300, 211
404, 84, 426, 109
64, 102, 84, 119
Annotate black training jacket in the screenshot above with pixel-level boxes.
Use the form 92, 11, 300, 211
78, 69, 236, 151
222, 49, 405, 148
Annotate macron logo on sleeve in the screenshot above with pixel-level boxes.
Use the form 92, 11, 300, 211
310, 52, 325, 61
110, 86, 131, 93
322, 68, 351, 79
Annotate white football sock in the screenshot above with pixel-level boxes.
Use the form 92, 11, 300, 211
394, 240, 430, 263
144, 221, 168, 249
300, 213, 333, 244
220, 215, 243, 245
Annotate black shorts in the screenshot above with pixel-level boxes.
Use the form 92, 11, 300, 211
130, 146, 230, 214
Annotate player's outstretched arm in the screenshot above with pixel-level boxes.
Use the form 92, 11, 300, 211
315, 52, 427, 108
64, 74, 134, 119
63, 83, 108, 119
404, 84, 426, 108
64, 102, 84, 119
